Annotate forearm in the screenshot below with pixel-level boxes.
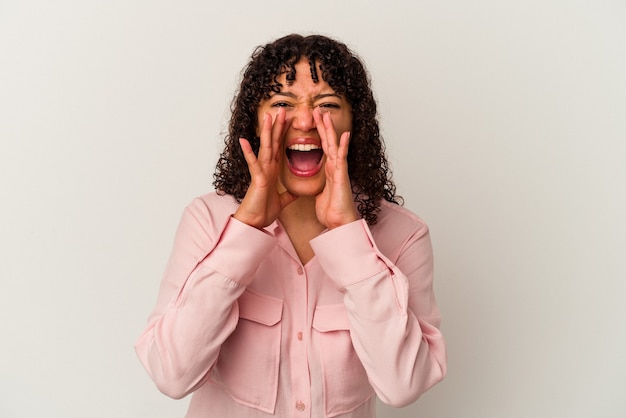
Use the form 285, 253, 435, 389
341, 269, 446, 406
135, 269, 245, 399
135, 214, 277, 399
310, 219, 447, 405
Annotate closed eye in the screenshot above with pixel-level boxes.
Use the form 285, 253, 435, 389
271, 101, 292, 108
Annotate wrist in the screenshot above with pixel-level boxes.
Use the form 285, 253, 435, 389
232, 209, 265, 230
326, 213, 359, 230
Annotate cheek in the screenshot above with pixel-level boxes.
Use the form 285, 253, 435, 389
331, 114, 352, 135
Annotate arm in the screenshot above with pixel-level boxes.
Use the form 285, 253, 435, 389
310, 218, 447, 407
136, 108, 292, 399
135, 199, 277, 399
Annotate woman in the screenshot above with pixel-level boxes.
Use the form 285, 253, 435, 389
135, 33, 446, 418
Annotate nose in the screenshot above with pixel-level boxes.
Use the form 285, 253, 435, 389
290, 105, 315, 132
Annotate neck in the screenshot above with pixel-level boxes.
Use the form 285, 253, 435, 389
278, 196, 326, 264
279, 196, 321, 228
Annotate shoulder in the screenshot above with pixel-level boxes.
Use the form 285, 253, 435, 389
168, 192, 241, 263
175, 192, 241, 240
185, 192, 240, 220
374, 200, 429, 236
369, 200, 431, 262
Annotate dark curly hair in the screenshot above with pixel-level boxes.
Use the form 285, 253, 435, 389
213, 33, 402, 224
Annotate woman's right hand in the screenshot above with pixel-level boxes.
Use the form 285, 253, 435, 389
233, 107, 297, 228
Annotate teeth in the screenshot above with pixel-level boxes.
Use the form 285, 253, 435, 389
288, 144, 321, 151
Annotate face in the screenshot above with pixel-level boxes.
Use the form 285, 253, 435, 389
256, 58, 353, 197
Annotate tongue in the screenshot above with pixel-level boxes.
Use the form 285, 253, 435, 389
289, 150, 323, 172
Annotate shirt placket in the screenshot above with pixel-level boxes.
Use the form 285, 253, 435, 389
289, 259, 311, 417
273, 223, 312, 418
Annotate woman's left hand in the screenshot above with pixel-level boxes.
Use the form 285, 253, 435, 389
313, 108, 360, 229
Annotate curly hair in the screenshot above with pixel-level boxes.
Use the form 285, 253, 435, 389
213, 33, 402, 224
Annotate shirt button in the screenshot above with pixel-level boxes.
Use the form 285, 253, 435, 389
296, 266, 304, 275
297, 331, 303, 341
295, 400, 306, 411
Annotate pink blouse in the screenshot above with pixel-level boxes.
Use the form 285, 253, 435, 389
135, 193, 446, 418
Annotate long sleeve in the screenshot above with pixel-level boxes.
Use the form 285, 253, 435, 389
134, 197, 277, 399
309, 215, 447, 407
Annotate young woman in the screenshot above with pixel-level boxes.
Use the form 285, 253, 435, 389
136, 33, 447, 418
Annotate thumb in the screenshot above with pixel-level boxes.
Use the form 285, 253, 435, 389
279, 191, 298, 209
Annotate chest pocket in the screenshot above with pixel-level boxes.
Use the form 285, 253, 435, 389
211, 289, 283, 414
313, 304, 374, 418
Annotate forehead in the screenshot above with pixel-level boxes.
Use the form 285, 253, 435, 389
272, 59, 335, 93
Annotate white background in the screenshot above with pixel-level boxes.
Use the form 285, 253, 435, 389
1, 1, 625, 417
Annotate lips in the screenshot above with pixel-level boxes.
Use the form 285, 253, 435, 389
286, 143, 324, 177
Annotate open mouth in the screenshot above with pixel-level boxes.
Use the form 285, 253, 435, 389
286, 144, 324, 176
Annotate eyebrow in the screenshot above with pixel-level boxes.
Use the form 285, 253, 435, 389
272, 92, 342, 100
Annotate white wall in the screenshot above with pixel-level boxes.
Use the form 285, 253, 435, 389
1, 1, 625, 417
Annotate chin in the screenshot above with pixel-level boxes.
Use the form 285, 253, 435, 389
289, 186, 325, 198
281, 177, 325, 197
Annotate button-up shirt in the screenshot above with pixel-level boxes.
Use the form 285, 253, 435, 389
135, 193, 446, 418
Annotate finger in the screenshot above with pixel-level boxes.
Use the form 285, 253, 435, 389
314, 108, 336, 160
239, 137, 259, 169
279, 190, 298, 209
258, 112, 273, 163
337, 131, 351, 161
313, 106, 325, 130
329, 131, 350, 182
322, 111, 339, 159
270, 107, 287, 160
313, 107, 327, 150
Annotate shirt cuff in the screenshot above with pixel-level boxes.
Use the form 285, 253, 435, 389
310, 219, 389, 288
199, 216, 278, 286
